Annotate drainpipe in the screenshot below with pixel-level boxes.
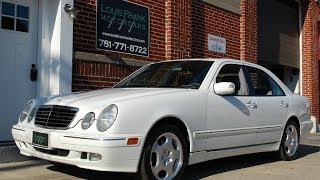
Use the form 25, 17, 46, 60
297, 0, 303, 95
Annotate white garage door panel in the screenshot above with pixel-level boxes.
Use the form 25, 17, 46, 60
0, 0, 38, 141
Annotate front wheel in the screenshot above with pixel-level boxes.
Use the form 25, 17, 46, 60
278, 121, 300, 161
138, 125, 187, 180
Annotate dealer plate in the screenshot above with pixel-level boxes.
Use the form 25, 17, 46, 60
32, 131, 48, 148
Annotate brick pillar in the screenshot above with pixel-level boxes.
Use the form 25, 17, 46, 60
165, 0, 177, 60
165, 0, 192, 60
240, 0, 257, 63
302, 1, 320, 123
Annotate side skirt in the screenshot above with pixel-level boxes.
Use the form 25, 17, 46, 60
188, 142, 280, 165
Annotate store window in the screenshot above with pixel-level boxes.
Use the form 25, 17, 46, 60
1, 2, 29, 32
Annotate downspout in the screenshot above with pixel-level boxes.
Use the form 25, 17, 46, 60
297, 0, 303, 95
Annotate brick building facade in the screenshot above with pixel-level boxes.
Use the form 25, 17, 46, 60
72, 0, 246, 92
1, 0, 319, 142
71, 0, 320, 126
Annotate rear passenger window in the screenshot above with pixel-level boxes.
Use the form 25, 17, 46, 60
246, 67, 285, 96
216, 64, 250, 96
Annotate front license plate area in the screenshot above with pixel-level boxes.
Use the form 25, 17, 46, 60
32, 131, 48, 148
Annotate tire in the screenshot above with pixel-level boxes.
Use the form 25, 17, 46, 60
277, 121, 300, 161
137, 125, 188, 180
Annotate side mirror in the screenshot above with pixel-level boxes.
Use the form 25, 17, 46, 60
214, 82, 235, 95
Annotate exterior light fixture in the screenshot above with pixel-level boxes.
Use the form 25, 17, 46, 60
64, 4, 79, 21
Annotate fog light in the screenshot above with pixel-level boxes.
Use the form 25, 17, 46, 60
89, 153, 102, 161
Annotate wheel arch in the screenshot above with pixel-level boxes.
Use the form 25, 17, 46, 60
281, 116, 301, 142
286, 116, 301, 133
141, 116, 193, 164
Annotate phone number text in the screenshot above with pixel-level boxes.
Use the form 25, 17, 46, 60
98, 39, 147, 55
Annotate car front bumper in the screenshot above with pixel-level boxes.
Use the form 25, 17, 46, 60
12, 125, 144, 173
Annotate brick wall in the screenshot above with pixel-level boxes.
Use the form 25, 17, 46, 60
302, 0, 320, 123
191, 0, 240, 59
240, 0, 257, 63
72, 60, 138, 91
163, 0, 241, 60
72, 0, 246, 91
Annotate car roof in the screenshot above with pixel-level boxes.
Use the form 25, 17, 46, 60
156, 58, 257, 67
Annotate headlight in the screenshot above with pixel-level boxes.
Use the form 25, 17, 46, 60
19, 101, 33, 123
97, 104, 118, 132
27, 108, 36, 123
81, 112, 95, 130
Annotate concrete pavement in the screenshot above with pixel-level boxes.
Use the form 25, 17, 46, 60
184, 134, 320, 180
0, 134, 319, 180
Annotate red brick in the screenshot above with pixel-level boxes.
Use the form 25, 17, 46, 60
302, 0, 320, 123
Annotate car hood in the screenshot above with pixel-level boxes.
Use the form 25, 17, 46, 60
42, 88, 189, 109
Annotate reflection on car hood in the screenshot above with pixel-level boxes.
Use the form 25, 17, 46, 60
43, 88, 188, 108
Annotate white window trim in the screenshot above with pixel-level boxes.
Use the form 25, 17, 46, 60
202, 0, 240, 15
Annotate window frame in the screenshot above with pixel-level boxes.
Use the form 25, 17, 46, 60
243, 65, 286, 97
0, 1, 30, 33
213, 63, 253, 96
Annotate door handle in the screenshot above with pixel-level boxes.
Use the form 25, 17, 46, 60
280, 101, 289, 108
246, 101, 257, 109
30, 64, 37, 81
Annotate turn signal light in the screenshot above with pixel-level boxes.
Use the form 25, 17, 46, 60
127, 138, 139, 145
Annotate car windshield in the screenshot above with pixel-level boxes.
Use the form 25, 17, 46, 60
115, 61, 214, 89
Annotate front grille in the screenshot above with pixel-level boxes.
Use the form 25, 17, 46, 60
35, 105, 78, 129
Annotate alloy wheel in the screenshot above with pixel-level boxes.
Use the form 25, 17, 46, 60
150, 132, 184, 179
284, 124, 298, 157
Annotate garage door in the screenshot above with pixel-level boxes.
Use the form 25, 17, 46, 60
258, 0, 299, 68
0, 0, 38, 141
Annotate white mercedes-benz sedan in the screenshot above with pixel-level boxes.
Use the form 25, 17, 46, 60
12, 59, 312, 179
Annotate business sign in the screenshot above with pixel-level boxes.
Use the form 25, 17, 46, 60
208, 34, 226, 54
96, 0, 150, 57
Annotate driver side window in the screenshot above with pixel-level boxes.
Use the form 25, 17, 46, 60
216, 64, 250, 96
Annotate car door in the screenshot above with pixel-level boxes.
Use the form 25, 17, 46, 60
245, 66, 289, 144
204, 63, 257, 150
